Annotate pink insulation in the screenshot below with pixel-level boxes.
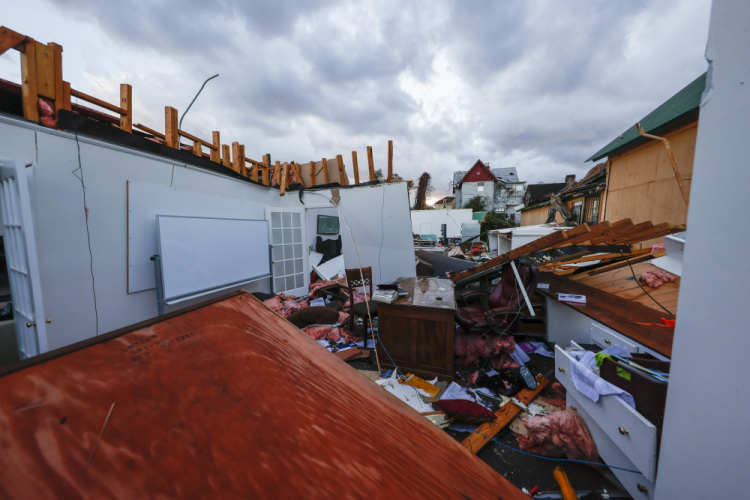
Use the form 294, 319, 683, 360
639, 269, 676, 289
490, 353, 520, 371
454, 330, 516, 366
337, 311, 350, 325
651, 243, 666, 252
468, 371, 480, 385
302, 326, 343, 342
518, 410, 599, 463
263, 295, 308, 318
343, 288, 369, 308
307, 277, 347, 299
38, 97, 57, 128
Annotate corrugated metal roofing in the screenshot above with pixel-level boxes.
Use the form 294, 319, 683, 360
586, 72, 706, 162
0, 291, 528, 500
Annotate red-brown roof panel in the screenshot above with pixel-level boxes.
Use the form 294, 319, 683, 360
0, 292, 527, 499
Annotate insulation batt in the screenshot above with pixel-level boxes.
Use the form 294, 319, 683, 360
307, 277, 347, 299
454, 330, 516, 366
517, 410, 599, 464
490, 353, 520, 371
302, 326, 343, 342
639, 269, 675, 289
38, 97, 57, 128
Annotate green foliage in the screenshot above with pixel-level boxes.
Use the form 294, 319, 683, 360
481, 212, 516, 242
463, 195, 487, 212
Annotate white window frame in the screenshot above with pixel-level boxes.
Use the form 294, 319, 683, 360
266, 207, 309, 297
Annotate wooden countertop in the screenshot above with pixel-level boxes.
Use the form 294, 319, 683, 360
538, 273, 674, 358
391, 277, 456, 311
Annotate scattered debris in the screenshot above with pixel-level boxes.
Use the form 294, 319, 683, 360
518, 409, 600, 464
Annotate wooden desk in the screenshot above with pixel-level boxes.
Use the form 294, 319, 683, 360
376, 277, 456, 381
538, 273, 674, 358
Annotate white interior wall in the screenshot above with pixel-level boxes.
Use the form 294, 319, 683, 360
0, 116, 304, 350
655, 2, 750, 498
409, 209, 473, 238
308, 183, 416, 284
305, 207, 339, 253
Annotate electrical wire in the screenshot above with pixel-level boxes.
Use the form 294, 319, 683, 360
72, 132, 99, 336
471, 431, 641, 473
619, 251, 674, 316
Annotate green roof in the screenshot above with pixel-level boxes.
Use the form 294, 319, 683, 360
473, 211, 487, 221
586, 73, 706, 162
518, 201, 550, 213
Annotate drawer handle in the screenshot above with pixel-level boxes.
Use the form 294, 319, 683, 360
570, 406, 577, 411
558, 367, 565, 373
618, 427, 629, 435
605, 339, 612, 344
637, 484, 648, 493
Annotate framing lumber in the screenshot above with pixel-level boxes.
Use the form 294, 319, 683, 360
387, 140, 393, 182
582, 250, 666, 277
34, 41, 56, 100
336, 154, 347, 185
322, 158, 330, 184
540, 248, 653, 268
232, 143, 243, 174
451, 230, 568, 283
351, 151, 360, 184
548, 221, 612, 248
280, 163, 288, 195
134, 123, 165, 140
119, 83, 132, 133
462, 374, 549, 454
210, 132, 221, 162
293, 163, 305, 187
179, 129, 217, 150
61, 81, 71, 112
221, 145, 231, 168
50, 43, 64, 116
367, 146, 375, 181
615, 223, 685, 245
591, 220, 653, 245
309, 161, 315, 187
165, 107, 179, 149
20, 38, 39, 122
0, 26, 25, 56
192, 141, 202, 157
72, 88, 127, 116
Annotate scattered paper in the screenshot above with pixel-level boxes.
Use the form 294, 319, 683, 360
376, 379, 434, 413
440, 382, 475, 402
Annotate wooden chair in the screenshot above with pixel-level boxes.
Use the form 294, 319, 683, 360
345, 267, 378, 346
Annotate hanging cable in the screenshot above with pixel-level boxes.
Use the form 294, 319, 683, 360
619, 251, 674, 316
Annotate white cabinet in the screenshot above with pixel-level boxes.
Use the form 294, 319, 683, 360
590, 322, 639, 352
555, 345, 659, 482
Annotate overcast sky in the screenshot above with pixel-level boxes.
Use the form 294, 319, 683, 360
1, 0, 711, 202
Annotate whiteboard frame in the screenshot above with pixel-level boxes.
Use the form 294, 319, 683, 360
155, 215, 271, 308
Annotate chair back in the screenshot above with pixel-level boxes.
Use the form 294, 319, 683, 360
345, 267, 373, 298
487, 264, 538, 310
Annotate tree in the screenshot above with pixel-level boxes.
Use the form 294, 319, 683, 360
463, 195, 487, 212
374, 168, 412, 191
481, 212, 516, 241
412, 172, 433, 210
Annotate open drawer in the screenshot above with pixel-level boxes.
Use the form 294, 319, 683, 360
555, 345, 659, 482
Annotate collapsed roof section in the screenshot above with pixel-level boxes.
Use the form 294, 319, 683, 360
0, 291, 528, 499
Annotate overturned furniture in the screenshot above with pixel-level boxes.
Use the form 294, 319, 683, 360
0, 291, 528, 499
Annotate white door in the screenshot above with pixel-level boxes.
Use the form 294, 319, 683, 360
266, 207, 308, 297
0, 158, 48, 359
420, 223, 432, 235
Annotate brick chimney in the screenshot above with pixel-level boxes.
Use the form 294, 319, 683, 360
565, 174, 576, 186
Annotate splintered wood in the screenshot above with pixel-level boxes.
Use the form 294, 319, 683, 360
462, 375, 549, 454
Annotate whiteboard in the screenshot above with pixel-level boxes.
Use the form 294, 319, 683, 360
156, 216, 270, 301
128, 181, 270, 293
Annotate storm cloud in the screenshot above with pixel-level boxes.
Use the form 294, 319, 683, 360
1, 0, 710, 199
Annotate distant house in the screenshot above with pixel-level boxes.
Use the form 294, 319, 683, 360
519, 166, 607, 226
452, 160, 526, 224
523, 182, 568, 207
433, 196, 455, 210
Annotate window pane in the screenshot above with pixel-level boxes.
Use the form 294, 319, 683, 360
282, 212, 292, 227
272, 229, 282, 244
271, 212, 282, 229
294, 244, 302, 258
295, 274, 304, 288
283, 229, 292, 243
284, 245, 293, 259
273, 246, 283, 260
286, 275, 295, 291
294, 259, 303, 273
293, 228, 302, 243
275, 277, 285, 292
274, 262, 284, 276
292, 213, 301, 227
285, 260, 295, 275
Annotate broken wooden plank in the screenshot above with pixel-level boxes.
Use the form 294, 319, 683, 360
387, 140, 393, 182
20, 38, 39, 122
615, 224, 686, 245
308, 160, 315, 187
322, 158, 330, 184
582, 250, 666, 277
292, 163, 305, 188
548, 221, 612, 248
543, 247, 653, 267
50, 43, 64, 117
462, 374, 549, 454
210, 132, 221, 162
336, 154, 347, 185
221, 144, 232, 168
0, 26, 26, 56
280, 163, 288, 195
451, 231, 568, 284
119, 83, 132, 133
134, 122, 166, 140
581, 219, 634, 245
591, 220, 653, 245
367, 146, 376, 181
165, 107, 179, 149
352, 151, 360, 184
72, 88, 127, 115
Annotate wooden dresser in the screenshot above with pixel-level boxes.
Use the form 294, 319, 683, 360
375, 277, 456, 381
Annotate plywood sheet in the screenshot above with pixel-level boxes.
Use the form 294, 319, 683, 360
0, 292, 527, 500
